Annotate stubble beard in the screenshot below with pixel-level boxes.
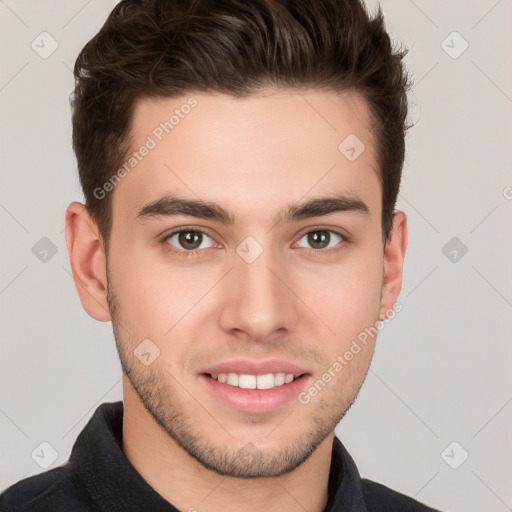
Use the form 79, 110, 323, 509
106, 278, 369, 478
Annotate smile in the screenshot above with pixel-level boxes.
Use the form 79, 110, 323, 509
208, 372, 299, 390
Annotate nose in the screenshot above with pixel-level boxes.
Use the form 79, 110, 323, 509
218, 244, 299, 343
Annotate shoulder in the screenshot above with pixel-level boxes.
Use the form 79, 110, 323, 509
0, 464, 91, 512
360, 478, 442, 512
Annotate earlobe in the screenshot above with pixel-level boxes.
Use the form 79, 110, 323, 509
64, 202, 112, 322
379, 211, 408, 320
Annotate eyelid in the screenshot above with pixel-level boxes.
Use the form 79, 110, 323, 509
162, 225, 216, 239
295, 224, 349, 241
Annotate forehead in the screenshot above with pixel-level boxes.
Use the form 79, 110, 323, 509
112, 88, 380, 226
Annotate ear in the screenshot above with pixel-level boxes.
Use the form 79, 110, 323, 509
379, 211, 408, 320
64, 202, 112, 322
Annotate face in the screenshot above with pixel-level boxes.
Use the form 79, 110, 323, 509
102, 88, 396, 477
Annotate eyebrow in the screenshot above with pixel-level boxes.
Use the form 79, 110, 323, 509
135, 192, 369, 225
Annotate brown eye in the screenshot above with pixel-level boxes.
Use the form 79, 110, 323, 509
297, 230, 344, 250
165, 230, 214, 251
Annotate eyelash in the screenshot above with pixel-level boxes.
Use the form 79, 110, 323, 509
161, 226, 348, 258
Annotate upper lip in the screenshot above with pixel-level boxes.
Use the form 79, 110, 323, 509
201, 359, 311, 377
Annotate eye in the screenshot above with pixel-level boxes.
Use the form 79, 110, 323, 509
295, 229, 345, 251
164, 229, 215, 252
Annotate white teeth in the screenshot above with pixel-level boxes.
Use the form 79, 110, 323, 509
257, 373, 276, 390
274, 373, 285, 386
209, 372, 298, 389
226, 373, 239, 386
239, 374, 257, 389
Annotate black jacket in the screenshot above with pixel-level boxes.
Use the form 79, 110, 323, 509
0, 401, 441, 511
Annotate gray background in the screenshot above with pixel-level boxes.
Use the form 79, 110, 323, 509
1, 1, 511, 510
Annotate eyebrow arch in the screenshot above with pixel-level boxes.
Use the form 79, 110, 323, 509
135, 192, 369, 225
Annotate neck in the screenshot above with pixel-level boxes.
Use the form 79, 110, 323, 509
121, 383, 333, 512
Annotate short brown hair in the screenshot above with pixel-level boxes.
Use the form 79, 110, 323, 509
71, 0, 409, 250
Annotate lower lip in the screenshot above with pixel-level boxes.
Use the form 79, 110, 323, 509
200, 374, 310, 413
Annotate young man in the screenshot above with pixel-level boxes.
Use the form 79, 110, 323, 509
0, 1, 441, 510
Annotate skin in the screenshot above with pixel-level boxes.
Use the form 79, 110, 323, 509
65, 88, 407, 512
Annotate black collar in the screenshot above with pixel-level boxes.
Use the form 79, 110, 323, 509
70, 401, 368, 511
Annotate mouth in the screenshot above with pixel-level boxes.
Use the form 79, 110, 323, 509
199, 361, 311, 413
206, 372, 302, 390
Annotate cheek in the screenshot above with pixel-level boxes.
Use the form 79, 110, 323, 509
304, 243, 383, 347
108, 242, 202, 339
309, 264, 381, 398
